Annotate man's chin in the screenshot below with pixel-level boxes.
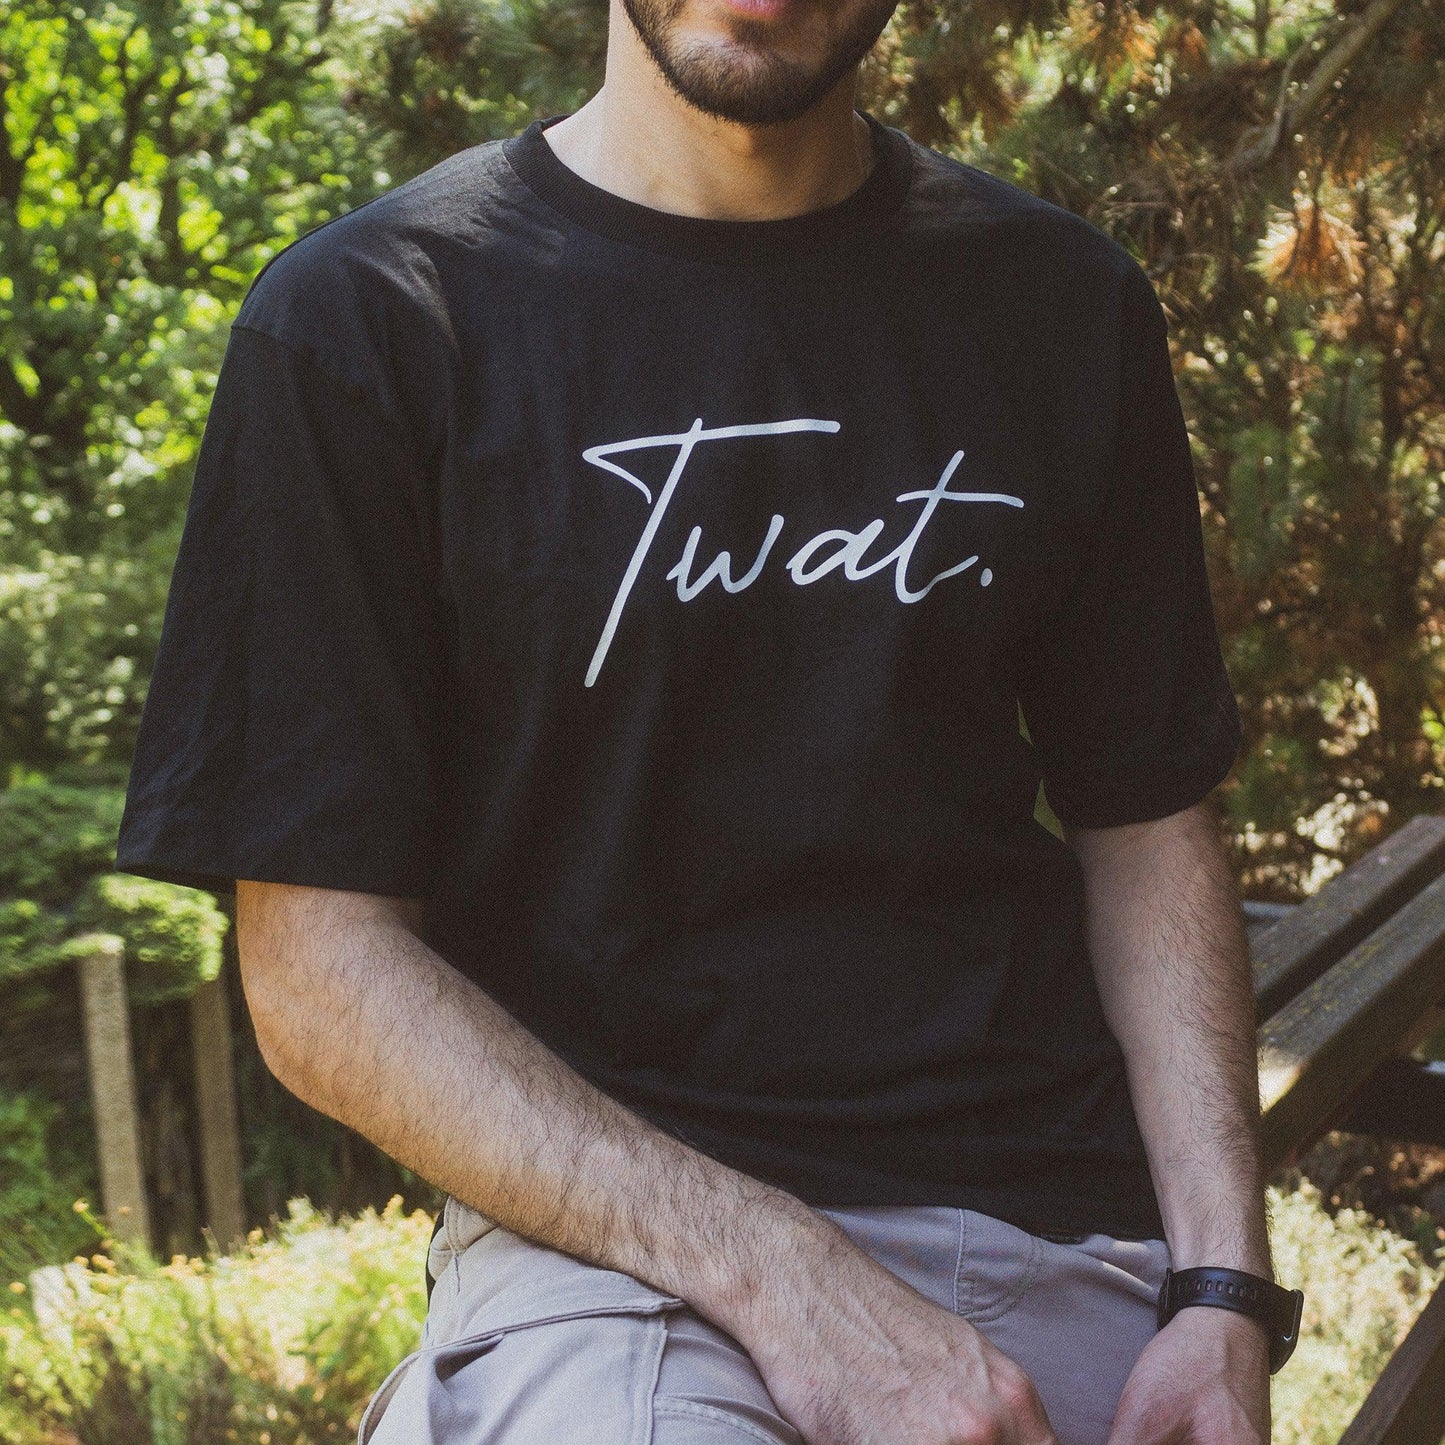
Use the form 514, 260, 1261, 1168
671, 87, 832, 126
653, 49, 836, 124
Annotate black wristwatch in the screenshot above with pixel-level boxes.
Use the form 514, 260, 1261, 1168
1156, 1266, 1304, 1374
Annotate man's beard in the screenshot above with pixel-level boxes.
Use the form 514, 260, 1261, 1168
619, 0, 896, 126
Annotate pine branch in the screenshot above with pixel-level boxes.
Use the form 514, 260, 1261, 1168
1229, 0, 1413, 174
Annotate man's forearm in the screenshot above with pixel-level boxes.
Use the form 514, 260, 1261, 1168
1065, 800, 1273, 1278
234, 881, 850, 1339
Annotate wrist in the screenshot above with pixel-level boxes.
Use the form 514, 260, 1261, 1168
653, 1174, 848, 1341
705, 1199, 859, 1346
1167, 1209, 1273, 1277
1160, 1171, 1272, 1277
1163, 1296, 1273, 1359
1169, 1239, 1274, 1278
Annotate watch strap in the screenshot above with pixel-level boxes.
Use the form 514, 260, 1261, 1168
1156, 1265, 1304, 1374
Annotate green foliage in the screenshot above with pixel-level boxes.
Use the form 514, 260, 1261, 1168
0, 0, 391, 774
0, 777, 126, 905
0, 779, 227, 1001
0, 896, 68, 983
71, 873, 227, 1005
0, 1089, 101, 1288
333, 0, 607, 175
0, 1195, 433, 1445
0, 538, 178, 773
0, 0, 378, 550
0, 778, 131, 992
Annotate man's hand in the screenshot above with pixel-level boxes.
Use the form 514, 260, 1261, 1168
730, 1226, 1060, 1445
1106, 1306, 1271, 1445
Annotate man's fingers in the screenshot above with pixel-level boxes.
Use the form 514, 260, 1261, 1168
994, 1359, 1059, 1445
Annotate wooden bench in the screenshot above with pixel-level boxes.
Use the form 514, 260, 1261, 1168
1248, 811, 1445, 1445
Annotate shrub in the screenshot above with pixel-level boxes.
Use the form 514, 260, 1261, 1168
0, 781, 127, 907
0, 1089, 101, 1286
0, 897, 69, 983
69, 873, 226, 1005
1, 1194, 432, 1445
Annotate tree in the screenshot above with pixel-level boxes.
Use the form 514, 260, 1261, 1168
0, 0, 390, 774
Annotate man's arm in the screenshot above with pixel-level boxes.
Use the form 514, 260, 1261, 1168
1064, 797, 1274, 1445
234, 879, 831, 1315
235, 878, 1062, 1445
1064, 796, 1271, 1278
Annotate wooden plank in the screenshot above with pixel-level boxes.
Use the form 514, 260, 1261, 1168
1337, 1282, 1445, 1445
190, 967, 247, 1252
1244, 900, 1297, 931
1252, 814, 1445, 1021
1256, 868, 1445, 1174
77, 936, 152, 1247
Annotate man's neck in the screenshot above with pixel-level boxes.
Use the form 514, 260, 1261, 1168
538, 79, 877, 223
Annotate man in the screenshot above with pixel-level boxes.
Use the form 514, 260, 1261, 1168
113, 0, 1291, 1438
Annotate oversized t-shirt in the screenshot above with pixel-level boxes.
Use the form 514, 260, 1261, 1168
114, 107, 1244, 1242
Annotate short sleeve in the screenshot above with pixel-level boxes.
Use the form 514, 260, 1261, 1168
1014, 263, 1243, 829
114, 323, 450, 898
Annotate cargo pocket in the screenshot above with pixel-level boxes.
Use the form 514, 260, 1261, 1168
359, 1205, 687, 1445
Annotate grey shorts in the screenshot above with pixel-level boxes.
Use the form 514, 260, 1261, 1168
359, 1196, 1172, 1445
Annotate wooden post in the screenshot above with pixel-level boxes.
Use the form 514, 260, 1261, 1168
77, 935, 151, 1247
189, 966, 247, 1251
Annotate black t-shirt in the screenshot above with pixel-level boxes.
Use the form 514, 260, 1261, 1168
115, 108, 1244, 1241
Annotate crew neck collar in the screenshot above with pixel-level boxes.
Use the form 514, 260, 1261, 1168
501, 108, 914, 265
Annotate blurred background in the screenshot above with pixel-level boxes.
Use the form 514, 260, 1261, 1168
1, 0, 1443, 1439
